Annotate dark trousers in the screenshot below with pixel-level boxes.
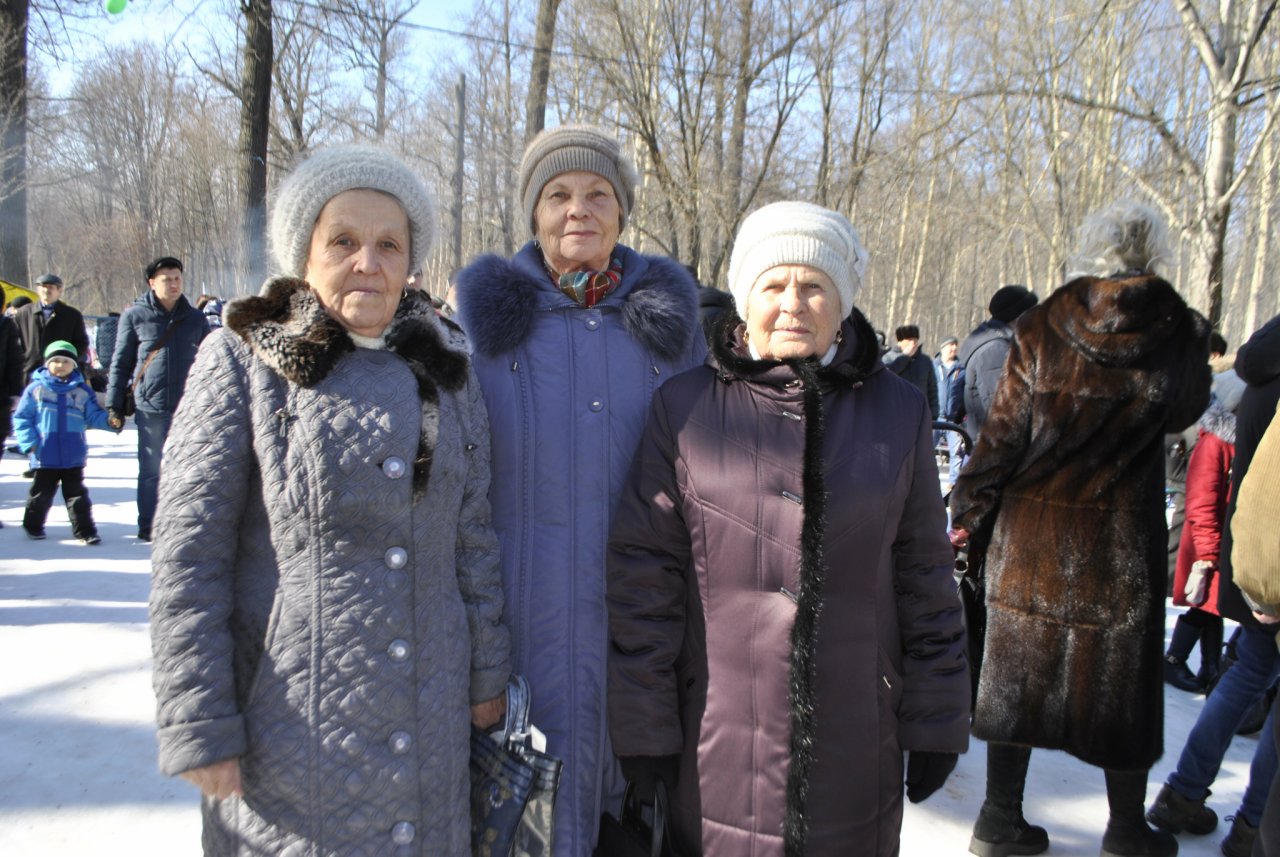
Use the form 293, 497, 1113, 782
1253, 691, 1280, 856
24, 466, 97, 539
135, 408, 172, 533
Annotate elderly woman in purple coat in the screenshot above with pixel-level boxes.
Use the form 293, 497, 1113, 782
605, 201, 970, 856
454, 125, 705, 856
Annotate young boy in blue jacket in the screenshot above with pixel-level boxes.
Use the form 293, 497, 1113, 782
13, 340, 118, 543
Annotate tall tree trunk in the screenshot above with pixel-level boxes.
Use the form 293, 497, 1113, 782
239, 0, 273, 290
0, 0, 28, 287
451, 75, 465, 270
524, 0, 560, 143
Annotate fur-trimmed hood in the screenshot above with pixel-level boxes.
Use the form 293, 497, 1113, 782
454, 242, 699, 361
1047, 273, 1192, 366
1198, 398, 1237, 446
224, 278, 471, 499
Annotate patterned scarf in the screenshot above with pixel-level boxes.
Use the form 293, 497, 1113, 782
552, 256, 623, 308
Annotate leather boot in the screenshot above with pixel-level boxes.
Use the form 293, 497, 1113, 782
1221, 814, 1259, 857
1106, 769, 1178, 857
1164, 614, 1205, 692
1147, 783, 1218, 834
970, 744, 1049, 857
1198, 618, 1224, 691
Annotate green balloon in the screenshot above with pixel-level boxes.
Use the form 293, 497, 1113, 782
105, 0, 127, 13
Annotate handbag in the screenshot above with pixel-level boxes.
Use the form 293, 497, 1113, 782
595, 781, 680, 857
122, 319, 179, 418
470, 675, 562, 857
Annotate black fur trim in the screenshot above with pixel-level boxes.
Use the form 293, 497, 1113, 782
456, 248, 699, 361
783, 358, 829, 856
226, 280, 472, 500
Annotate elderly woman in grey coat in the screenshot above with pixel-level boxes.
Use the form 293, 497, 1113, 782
149, 145, 510, 855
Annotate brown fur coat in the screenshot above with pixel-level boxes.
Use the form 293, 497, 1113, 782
951, 273, 1210, 770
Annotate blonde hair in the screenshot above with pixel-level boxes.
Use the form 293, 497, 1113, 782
1067, 200, 1172, 279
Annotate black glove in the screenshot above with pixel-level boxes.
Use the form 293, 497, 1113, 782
619, 755, 680, 803
905, 751, 957, 804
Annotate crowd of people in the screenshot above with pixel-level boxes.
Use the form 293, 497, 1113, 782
3, 129, 1279, 857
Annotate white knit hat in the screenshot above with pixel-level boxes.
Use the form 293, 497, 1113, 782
727, 201, 866, 320
268, 144, 436, 278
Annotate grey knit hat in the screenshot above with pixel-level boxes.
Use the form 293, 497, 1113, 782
727, 201, 867, 320
268, 144, 436, 278
518, 124, 638, 235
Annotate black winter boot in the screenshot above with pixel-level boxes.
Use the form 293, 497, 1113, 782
1165, 614, 1206, 692
969, 743, 1049, 857
1147, 783, 1218, 834
1104, 769, 1178, 857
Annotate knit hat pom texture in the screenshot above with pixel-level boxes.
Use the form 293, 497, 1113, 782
727, 201, 866, 321
269, 144, 437, 278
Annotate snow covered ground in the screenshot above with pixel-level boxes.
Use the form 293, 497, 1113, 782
0, 425, 1264, 855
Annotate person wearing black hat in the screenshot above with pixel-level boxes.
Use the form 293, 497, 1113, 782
105, 256, 209, 541
956, 284, 1039, 439
11, 273, 91, 385
885, 323, 941, 419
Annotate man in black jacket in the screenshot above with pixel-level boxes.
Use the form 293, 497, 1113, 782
12, 274, 91, 384
106, 257, 209, 541
957, 285, 1038, 439
885, 324, 940, 419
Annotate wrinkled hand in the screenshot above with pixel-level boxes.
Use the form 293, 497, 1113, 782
180, 758, 242, 800
108, 409, 124, 430
948, 527, 970, 550
905, 751, 958, 803
619, 755, 680, 803
471, 694, 507, 729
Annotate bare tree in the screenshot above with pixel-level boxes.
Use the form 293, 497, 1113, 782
0, 0, 28, 286
524, 0, 561, 142
322, 0, 419, 141
239, 0, 272, 286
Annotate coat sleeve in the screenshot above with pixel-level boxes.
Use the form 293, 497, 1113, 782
82, 382, 114, 431
893, 404, 971, 752
12, 384, 38, 453
1236, 313, 1280, 387
969, 338, 1011, 429
106, 310, 139, 411
149, 332, 255, 776
453, 370, 512, 704
951, 335, 1035, 535
1183, 434, 1231, 565
605, 386, 689, 758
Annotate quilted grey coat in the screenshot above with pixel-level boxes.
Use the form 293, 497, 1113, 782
150, 280, 511, 856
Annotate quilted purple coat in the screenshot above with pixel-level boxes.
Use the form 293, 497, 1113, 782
606, 311, 970, 856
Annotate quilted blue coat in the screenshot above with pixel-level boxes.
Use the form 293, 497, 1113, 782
149, 282, 510, 856
456, 243, 705, 856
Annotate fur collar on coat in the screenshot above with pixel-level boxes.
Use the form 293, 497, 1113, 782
710, 307, 883, 854
454, 243, 699, 361
224, 277, 470, 498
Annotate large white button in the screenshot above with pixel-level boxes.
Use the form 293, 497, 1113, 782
387, 639, 410, 662
585, 317, 600, 330
389, 731, 412, 754
391, 821, 415, 845
382, 457, 407, 479
385, 547, 408, 569
590, 400, 604, 412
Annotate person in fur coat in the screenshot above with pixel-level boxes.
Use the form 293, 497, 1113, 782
1162, 370, 1245, 693
950, 200, 1211, 857
149, 145, 511, 855
454, 125, 705, 857
607, 202, 969, 857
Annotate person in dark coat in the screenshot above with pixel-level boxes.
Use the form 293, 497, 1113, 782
0, 311, 23, 452
885, 323, 940, 418
957, 285, 1038, 439
607, 201, 969, 857
105, 257, 210, 541
148, 144, 510, 856
950, 200, 1211, 857
12, 273, 91, 383
454, 124, 705, 857
1148, 312, 1280, 857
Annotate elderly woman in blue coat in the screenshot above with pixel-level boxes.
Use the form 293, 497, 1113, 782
149, 145, 510, 855
456, 125, 706, 855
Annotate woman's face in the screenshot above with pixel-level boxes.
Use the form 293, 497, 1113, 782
305, 189, 411, 338
745, 265, 843, 361
534, 171, 621, 274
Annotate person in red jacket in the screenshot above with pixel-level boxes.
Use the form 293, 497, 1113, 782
1164, 370, 1245, 693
